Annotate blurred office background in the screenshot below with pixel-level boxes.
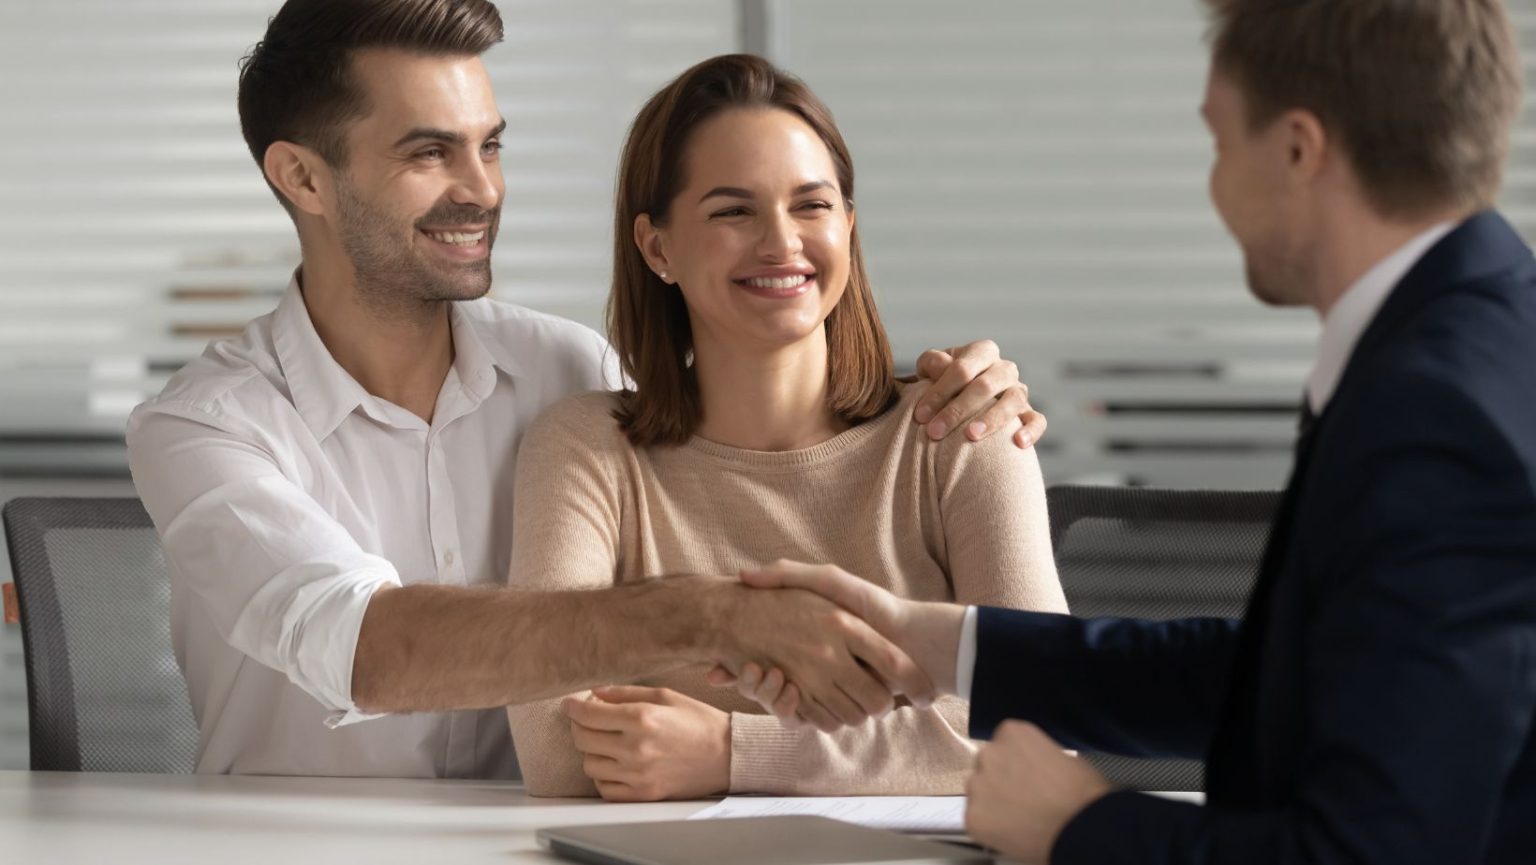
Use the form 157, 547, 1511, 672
3, 0, 1535, 768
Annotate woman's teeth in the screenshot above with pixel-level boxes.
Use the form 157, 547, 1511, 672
424, 229, 485, 246
742, 275, 810, 290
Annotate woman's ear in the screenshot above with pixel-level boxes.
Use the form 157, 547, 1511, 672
264, 141, 331, 217
634, 213, 675, 284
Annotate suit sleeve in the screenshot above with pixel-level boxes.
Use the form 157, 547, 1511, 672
969, 609, 1241, 756
1049, 375, 1536, 865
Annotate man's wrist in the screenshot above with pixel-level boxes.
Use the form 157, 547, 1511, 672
625, 575, 737, 664
678, 575, 743, 661
953, 605, 979, 701
908, 601, 967, 696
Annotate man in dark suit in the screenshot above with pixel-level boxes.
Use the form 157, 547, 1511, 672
721, 1, 1536, 862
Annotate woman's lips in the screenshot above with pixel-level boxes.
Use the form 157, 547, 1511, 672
734, 273, 815, 298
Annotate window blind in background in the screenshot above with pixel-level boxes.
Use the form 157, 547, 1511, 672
771, 0, 1536, 489
4, 0, 1536, 769
0, 0, 736, 770
0, 0, 735, 474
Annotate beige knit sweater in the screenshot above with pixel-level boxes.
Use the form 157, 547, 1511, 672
505, 382, 1066, 797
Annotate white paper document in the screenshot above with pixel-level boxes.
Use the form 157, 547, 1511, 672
689, 796, 967, 834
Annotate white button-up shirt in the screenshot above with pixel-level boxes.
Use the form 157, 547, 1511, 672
127, 275, 615, 778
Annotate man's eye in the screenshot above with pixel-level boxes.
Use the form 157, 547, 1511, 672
482, 140, 502, 157
418, 148, 446, 161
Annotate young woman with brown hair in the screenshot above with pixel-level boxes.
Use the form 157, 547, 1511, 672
505, 54, 1066, 801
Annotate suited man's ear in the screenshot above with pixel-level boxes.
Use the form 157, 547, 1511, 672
1280, 108, 1328, 186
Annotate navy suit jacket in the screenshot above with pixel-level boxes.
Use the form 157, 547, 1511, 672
969, 211, 1536, 864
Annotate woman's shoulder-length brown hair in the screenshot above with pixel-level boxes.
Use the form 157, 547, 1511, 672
606, 53, 898, 447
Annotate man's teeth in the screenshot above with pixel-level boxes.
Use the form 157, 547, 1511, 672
743, 275, 810, 290
424, 229, 485, 246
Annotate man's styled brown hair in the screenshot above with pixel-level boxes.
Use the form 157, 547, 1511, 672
237, 0, 504, 207
608, 54, 898, 446
1203, 0, 1522, 219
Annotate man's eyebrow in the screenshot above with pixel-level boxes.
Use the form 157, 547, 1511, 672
393, 127, 466, 149
698, 180, 834, 203
393, 118, 508, 150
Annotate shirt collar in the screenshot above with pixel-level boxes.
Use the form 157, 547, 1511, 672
272, 272, 526, 440
272, 272, 376, 441
447, 298, 525, 402
1305, 221, 1457, 415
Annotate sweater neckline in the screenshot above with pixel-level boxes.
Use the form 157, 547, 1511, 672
678, 386, 915, 471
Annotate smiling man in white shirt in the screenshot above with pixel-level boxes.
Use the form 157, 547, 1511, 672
126, 0, 1048, 779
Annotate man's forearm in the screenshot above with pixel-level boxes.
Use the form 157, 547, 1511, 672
352, 577, 735, 713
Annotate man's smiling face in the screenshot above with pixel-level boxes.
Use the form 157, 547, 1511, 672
327, 48, 506, 309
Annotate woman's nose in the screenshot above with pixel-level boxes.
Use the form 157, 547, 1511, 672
756, 210, 804, 260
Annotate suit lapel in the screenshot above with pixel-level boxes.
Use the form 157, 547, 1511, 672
1204, 410, 1320, 803
1333, 210, 1529, 412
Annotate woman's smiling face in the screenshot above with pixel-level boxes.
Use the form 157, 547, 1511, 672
641, 106, 854, 354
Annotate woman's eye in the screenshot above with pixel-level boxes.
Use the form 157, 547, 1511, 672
711, 207, 749, 218
799, 200, 834, 212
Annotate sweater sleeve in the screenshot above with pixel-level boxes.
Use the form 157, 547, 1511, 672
504, 395, 626, 797
935, 419, 1066, 615
728, 420, 1067, 794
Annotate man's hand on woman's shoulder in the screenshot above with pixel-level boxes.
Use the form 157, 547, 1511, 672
911, 338, 1046, 449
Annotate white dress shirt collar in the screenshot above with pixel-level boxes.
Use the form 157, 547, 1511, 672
1305, 221, 1457, 415
271, 272, 528, 441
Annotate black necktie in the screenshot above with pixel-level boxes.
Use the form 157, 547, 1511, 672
1298, 394, 1318, 437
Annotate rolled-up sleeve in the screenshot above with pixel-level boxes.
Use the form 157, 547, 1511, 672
127, 404, 400, 725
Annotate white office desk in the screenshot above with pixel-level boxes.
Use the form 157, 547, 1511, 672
0, 770, 703, 864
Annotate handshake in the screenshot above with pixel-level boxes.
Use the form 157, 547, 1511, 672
571, 560, 1113, 861
701, 560, 969, 731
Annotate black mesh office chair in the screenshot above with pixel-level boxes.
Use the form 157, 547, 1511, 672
1046, 484, 1279, 793
2, 497, 197, 772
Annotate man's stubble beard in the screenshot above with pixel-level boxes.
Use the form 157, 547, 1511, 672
1240, 231, 1314, 309
334, 176, 499, 320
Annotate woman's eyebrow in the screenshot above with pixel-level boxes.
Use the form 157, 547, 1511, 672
698, 180, 833, 203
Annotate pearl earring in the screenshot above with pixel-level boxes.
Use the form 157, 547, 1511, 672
659, 271, 669, 283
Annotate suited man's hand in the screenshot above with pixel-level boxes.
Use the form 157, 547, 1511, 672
702, 576, 936, 732
707, 560, 966, 727
966, 721, 1113, 863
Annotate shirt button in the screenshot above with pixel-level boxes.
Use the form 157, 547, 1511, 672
444, 550, 456, 566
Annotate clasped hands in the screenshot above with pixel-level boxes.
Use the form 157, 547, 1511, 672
564, 560, 1113, 863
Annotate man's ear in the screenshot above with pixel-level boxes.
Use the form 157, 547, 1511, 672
634, 213, 674, 284
264, 141, 332, 216
1280, 108, 1328, 187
